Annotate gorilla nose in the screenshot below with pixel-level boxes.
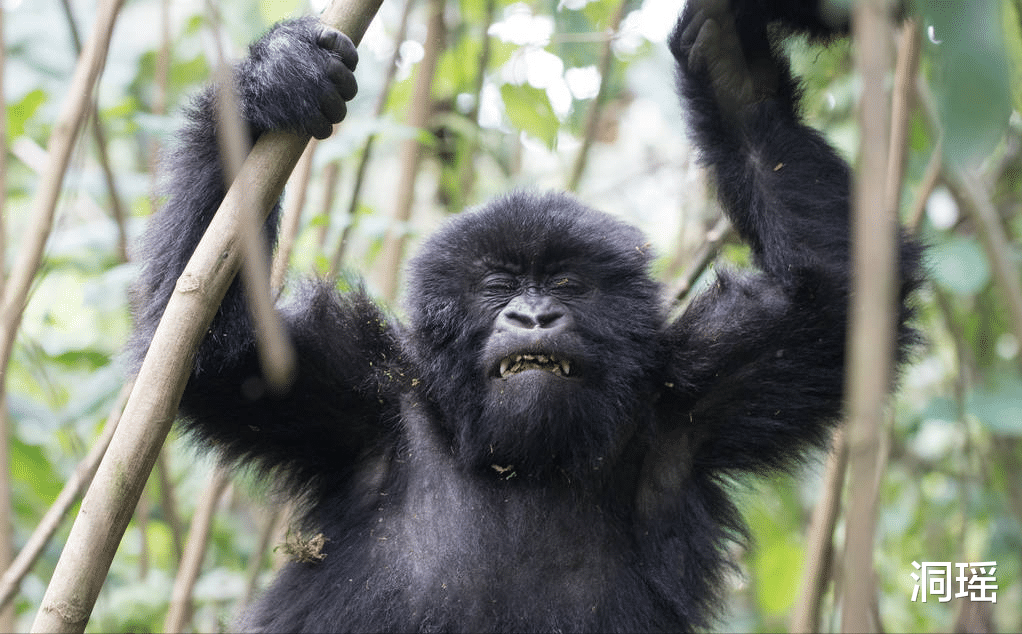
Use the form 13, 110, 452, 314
498, 295, 572, 332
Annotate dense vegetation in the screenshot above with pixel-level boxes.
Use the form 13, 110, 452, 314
1, 0, 1020, 631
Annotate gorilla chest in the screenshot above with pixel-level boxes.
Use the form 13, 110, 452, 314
355, 466, 669, 628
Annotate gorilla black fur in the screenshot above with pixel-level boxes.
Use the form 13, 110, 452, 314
129, 1, 922, 631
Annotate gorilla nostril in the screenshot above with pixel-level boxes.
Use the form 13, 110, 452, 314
504, 310, 536, 329
536, 311, 565, 329
499, 295, 571, 331
501, 307, 568, 330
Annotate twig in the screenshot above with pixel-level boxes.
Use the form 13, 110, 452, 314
206, 0, 296, 391
316, 161, 342, 253
163, 467, 230, 633
0, 2, 7, 296
58, 0, 129, 262
156, 449, 184, 561
28, 1, 383, 631
566, 0, 627, 193
840, 1, 897, 632
945, 169, 1022, 347
669, 216, 732, 303
884, 19, 919, 216
906, 140, 942, 231
913, 74, 1022, 355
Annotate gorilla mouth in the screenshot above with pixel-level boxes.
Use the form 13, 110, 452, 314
498, 354, 573, 378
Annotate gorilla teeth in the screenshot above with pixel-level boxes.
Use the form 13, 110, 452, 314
499, 354, 572, 378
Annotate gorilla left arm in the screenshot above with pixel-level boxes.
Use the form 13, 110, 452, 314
660, 0, 921, 475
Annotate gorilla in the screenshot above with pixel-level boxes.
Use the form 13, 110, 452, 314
129, 0, 921, 631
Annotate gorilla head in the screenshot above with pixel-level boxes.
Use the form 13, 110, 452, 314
405, 191, 664, 477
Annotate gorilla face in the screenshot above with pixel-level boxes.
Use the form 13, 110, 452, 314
406, 191, 664, 476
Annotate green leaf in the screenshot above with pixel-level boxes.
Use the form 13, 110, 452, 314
928, 236, 990, 296
500, 83, 559, 149
922, 1, 1012, 167
11, 439, 63, 507
7, 89, 47, 139
967, 378, 1022, 436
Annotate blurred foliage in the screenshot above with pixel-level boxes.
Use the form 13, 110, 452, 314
2, 0, 1022, 631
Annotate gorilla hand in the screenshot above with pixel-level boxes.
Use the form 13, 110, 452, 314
238, 17, 359, 140
678, 0, 780, 121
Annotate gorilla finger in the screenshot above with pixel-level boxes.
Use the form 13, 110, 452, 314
688, 19, 720, 71
307, 113, 334, 140
320, 90, 348, 124
702, 0, 730, 18
679, 9, 707, 50
317, 27, 358, 71
326, 57, 358, 101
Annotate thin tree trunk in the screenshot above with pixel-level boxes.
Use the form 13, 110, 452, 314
0, 2, 123, 632
790, 429, 846, 633
0, 6, 11, 629
566, 0, 627, 193
163, 468, 230, 633
376, 0, 445, 302
272, 141, 318, 292
840, 1, 896, 631
29, 1, 383, 631
451, 0, 495, 210
797, 20, 917, 631
239, 507, 284, 608
329, 0, 414, 276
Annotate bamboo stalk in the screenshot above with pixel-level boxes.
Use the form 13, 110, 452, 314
29, 1, 383, 631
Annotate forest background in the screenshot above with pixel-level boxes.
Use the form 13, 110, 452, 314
0, 0, 1021, 631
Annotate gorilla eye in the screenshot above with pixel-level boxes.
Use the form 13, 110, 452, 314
481, 274, 519, 295
548, 275, 589, 296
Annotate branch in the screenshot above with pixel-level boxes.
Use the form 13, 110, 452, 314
29, 1, 384, 631
840, 0, 897, 631
208, 7, 296, 392
239, 507, 284, 608
795, 20, 918, 632
156, 449, 184, 561
790, 429, 847, 633
271, 141, 318, 292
